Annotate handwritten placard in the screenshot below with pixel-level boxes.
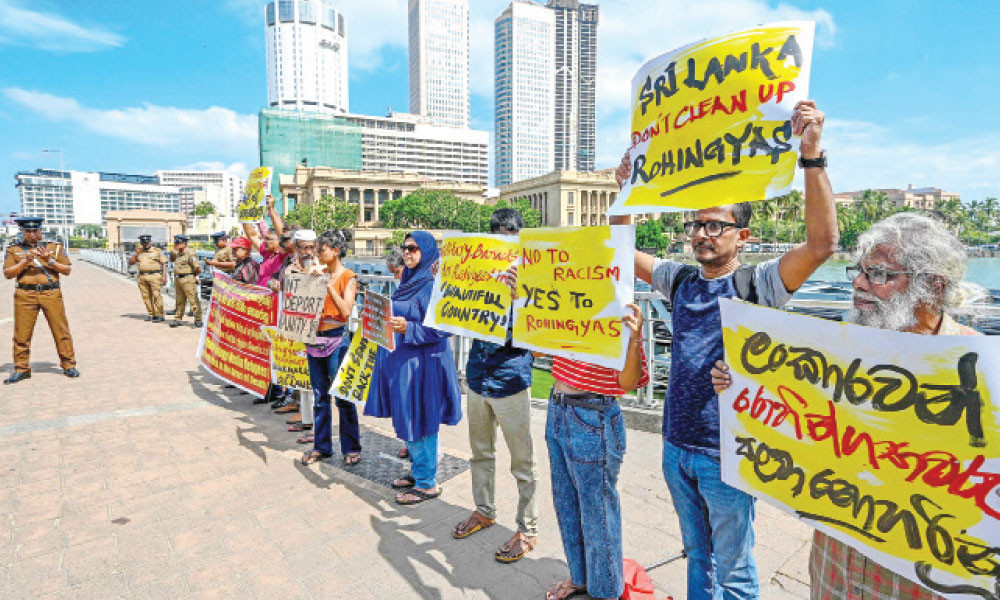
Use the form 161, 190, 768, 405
333, 328, 379, 406
423, 233, 519, 343
512, 226, 634, 370
610, 22, 814, 215
719, 299, 1000, 599
362, 290, 395, 351
261, 327, 311, 391
277, 273, 328, 344
237, 167, 273, 223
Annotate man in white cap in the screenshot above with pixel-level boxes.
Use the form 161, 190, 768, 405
272, 228, 320, 416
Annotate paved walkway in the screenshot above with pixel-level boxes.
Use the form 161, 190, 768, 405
0, 260, 814, 599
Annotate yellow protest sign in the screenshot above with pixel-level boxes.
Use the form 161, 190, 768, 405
423, 233, 520, 343
260, 327, 311, 391
332, 328, 378, 406
610, 22, 815, 214
512, 226, 634, 370
719, 299, 1000, 599
237, 167, 273, 223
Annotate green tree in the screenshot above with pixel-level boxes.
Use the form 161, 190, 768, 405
191, 201, 216, 217
635, 219, 668, 252
284, 194, 359, 231
481, 198, 542, 230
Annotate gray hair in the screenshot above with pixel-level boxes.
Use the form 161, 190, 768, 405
855, 212, 987, 311
385, 247, 404, 270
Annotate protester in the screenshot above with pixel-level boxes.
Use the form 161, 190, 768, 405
709, 212, 982, 600
540, 304, 648, 600
228, 237, 259, 285
243, 195, 291, 287
614, 99, 837, 600
300, 229, 361, 466
272, 229, 320, 415
452, 208, 539, 564
204, 231, 236, 274
385, 247, 404, 280
364, 231, 462, 505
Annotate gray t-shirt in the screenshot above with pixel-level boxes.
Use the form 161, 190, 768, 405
650, 257, 792, 309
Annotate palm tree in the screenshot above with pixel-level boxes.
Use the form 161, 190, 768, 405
783, 190, 804, 243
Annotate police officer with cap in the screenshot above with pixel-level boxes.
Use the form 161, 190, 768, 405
205, 231, 236, 274
169, 234, 203, 328
128, 234, 167, 322
3, 216, 78, 384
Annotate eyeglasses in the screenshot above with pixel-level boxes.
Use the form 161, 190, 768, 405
846, 263, 918, 286
401, 244, 420, 254
684, 220, 738, 238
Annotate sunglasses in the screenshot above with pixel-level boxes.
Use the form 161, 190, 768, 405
401, 244, 420, 253
683, 220, 738, 238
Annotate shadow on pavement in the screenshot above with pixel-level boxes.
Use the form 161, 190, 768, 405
0, 360, 64, 376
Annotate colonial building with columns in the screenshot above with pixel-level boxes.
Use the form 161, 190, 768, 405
498, 169, 657, 227
277, 165, 486, 225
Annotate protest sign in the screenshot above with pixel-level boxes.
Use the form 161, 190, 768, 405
423, 233, 519, 343
718, 299, 1000, 599
333, 328, 379, 406
277, 272, 328, 344
196, 272, 278, 397
261, 327, 311, 391
610, 22, 814, 215
512, 226, 635, 370
237, 167, 273, 223
362, 290, 395, 351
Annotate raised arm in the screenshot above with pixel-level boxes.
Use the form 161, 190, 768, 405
266, 195, 284, 239
777, 100, 839, 292
612, 152, 656, 284
242, 221, 263, 253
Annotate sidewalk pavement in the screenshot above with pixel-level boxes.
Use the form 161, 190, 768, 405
0, 260, 814, 599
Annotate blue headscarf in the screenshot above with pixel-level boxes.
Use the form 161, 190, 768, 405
393, 230, 439, 302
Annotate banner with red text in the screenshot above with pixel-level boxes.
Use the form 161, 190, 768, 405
196, 272, 278, 397
423, 233, 520, 343
512, 226, 635, 370
719, 299, 1000, 599
611, 22, 814, 214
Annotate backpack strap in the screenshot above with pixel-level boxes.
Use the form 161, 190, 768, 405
733, 264, 758, 304
668, 265, 699, 308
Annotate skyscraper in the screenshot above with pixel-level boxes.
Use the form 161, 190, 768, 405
408, 0, 470, 128
494, 2, 555, 187
265, 0, 349, 114
549, 0, 598, 172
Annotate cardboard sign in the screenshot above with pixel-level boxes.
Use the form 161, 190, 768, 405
277, 273, 328, 344
610, 22, 815, 214
237, 167, 273, 223
423, 233, 519, 343
719, 299, 1000, 599
362, 290, 395, 351
512, 226, 635, 370
196, 272, 278, 397
261, 327, 311, 391
332, 328, 379, 406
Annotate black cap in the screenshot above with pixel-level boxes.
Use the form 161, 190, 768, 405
138, 235, 152, 242
14, 216, 43, 230
210, 231, 228, 239
174, 234, 189, 243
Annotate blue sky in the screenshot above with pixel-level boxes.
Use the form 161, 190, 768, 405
2, 0, 998, 215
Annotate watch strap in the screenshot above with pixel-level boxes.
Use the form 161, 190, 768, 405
798, 152, 827, 169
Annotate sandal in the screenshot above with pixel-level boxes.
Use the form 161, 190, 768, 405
300, 451, 330, 465
453, 512, 495, 539
296, 434, 314, 444
288, 423, 312, 432
391, 475, 416, 489
344, 453, 361, 466
495, 532, 537, 563
545, 579, 586, 600
395, 488, 441, 505
398, 447, 409, 459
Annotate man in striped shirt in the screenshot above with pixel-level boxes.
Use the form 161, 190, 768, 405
615, 100, 838, 600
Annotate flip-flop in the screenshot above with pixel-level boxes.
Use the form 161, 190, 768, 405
344, 453, 361, 466
545, 580, 586, 600
288, 423, 312, 432
395, 488, 441, 505
296, 434, 314, 444
391, 475, 416, 489
300, 451, 330, 465
453, 512, 495, 539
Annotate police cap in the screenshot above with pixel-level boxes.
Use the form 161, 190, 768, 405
174, 234, 189, 243
209, 231, 228, 240
14, 216, 43, 230
138, 235, 152, 242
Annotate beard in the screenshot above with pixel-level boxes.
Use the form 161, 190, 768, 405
848, 282, 931, 331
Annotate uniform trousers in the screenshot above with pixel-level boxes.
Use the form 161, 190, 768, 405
137, 273, 164, 317
13, 288, 76, 372
173, 275, 202, 322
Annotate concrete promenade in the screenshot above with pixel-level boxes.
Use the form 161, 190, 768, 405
0, 260, 814, 599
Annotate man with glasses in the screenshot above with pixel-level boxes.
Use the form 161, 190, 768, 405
710, 211, 981, 600
615, 100, 838, 600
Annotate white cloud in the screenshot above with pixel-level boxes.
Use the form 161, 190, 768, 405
2, 88, 257, 157
0, 0, 124, 52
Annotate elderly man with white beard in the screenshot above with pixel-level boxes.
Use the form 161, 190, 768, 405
711, 211, 984, 600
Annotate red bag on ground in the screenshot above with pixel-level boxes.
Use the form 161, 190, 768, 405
622, 559, 671, 600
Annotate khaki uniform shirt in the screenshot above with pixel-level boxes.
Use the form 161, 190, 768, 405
170, 247, 200, 275
136, 247, 166, 273
212, 246, 235, 273
4, 241, 70, 285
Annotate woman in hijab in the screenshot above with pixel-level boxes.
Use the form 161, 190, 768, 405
364, 231, 462, 505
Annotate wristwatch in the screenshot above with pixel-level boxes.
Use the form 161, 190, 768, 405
798, 151, 827, 169
47, 258, 56, 266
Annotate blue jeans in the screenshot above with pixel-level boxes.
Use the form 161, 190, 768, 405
306, 333, 358, 457
662, 440, 758, 600
545, 395, 625, 600
406, 434, 440, 489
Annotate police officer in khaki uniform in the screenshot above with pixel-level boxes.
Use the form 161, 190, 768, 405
128, 234, 167, 322
204, 231, 236, 274
169, 234, 203, 328
2, 217, 79, 384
